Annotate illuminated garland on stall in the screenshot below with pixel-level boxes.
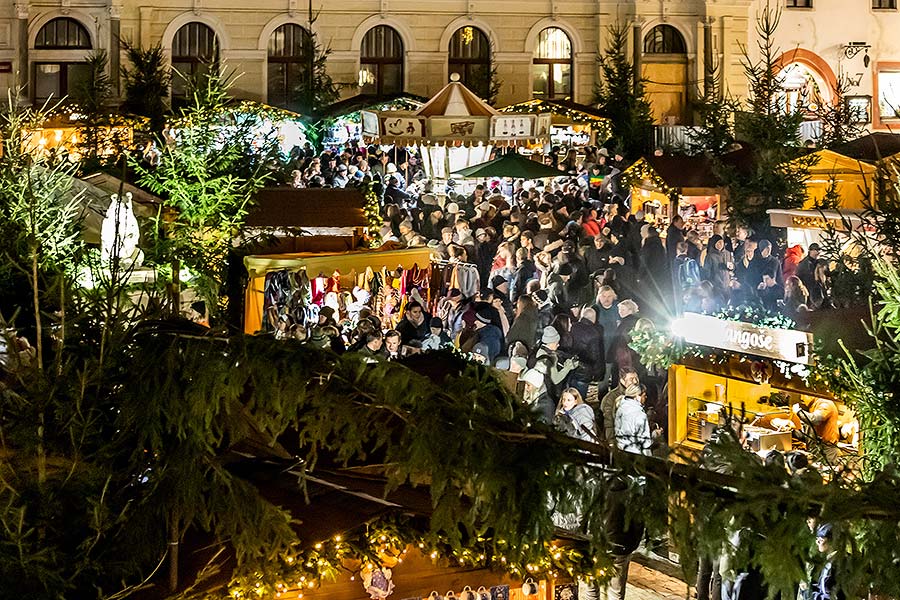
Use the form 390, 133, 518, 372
499, 100, 613, 145
619, 159, 672, 196
364, 183, 382, 247
225, 515, 603, 600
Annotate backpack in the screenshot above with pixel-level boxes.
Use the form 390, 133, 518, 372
678, 257, 701, 289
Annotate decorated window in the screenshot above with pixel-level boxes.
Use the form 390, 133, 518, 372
171, 22, 219, 105
877, 67, 900, 122
643, 25, 686, 54
532, 27, 572, 100
360, 25, 404, 97
267, 24, 313, 110
449, 27, 491, 100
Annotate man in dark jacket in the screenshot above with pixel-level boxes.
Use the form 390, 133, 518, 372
472, 306, 504, 364
570, 306, 605, 388
546, 263, 573, 309
796, 242, 823, 292
751, 239, 783, 286
665, 215, 686, 260
638, 226, 670, 318
395, 301, 430, 345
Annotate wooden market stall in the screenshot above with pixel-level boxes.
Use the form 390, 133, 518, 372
361, 75, 550, 180
499, 99, 612, 149
243, 247, 435, 334
790, 149, 876, 211
320, 93, 427, 149
622, 155, 725, 237
667, 312, 859, 462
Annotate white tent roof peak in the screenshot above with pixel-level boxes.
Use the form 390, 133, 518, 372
415, 79, 498, 118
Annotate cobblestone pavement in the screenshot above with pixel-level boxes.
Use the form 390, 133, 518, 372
625, 562, 690, 600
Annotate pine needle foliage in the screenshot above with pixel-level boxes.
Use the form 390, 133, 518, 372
132, 69, 277, 314
720, 2, 818, 230
594, 22, 654, 157
120, 40, 171, 134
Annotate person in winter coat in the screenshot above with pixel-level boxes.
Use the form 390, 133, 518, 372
569, 306, 605, 388
506, 296, 541, 353
600, 369, 639, 442
472, 306, 504, 364
614, 382, 653, 455
519, 367, 555, 423
810, 523, 843, 600
534, 326, 579, 402
702, 234, 734, 295
782, 244, 804, 282
554, 387, 597, 442
606, 299, 640, 385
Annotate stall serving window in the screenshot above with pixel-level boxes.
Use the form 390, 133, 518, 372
32, 17, 92, 103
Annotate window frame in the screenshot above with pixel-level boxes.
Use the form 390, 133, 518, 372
872, 0, 897, 9
34, 17, 92, 50
874, 62, 900, 128
785, 0, 813, 8
532, 27, 573, 100
170, 22, 220, 104
359, 25, 404, 97
448, 27, 492, 99
643, 25, 687, 55
266, 23, 314, 109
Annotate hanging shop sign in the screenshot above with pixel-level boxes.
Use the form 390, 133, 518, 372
428, 116, 490, 140
671, 312, 814, 365
491, 115, 534, 139
380, 115, 426, 138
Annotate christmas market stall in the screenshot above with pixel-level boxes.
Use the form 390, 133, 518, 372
621, 155, 724, 236
361, 75, 551, 180
243, 187, 371, 254
320, 93, 427, 150
499, 99, 612, 149
793, 149, 876, 211
243, 247, 435, 334
664, 311, 859, 465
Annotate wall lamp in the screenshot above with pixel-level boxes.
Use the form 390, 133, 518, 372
841, 42, 871, 67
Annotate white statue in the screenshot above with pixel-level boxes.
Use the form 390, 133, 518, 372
100, 192, 143, 269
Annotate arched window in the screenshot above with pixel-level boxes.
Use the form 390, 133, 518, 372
171, 22, 219, 104
33, 17, 93, 103
267, 24, 313, 110
359, 25, 403, 97
449, 27, 491, 99
643, 25, 686, 54
532, 27, 572, 100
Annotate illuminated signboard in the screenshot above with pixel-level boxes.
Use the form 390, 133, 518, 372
670, 312, 814, 365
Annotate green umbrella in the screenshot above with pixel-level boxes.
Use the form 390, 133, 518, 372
452, 152, 564, 179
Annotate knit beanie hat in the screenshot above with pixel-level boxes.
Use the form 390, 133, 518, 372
541, 326, 561, 345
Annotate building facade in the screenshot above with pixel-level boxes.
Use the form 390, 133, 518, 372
0, 0, 895, 129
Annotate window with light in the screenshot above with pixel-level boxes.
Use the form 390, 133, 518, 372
532, 27, 572, 100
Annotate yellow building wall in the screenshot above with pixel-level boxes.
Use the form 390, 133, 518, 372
643, 61, 689, 124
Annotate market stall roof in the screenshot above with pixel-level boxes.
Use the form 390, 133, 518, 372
245, 188, 367, 229
416, 80, 498, 117
833, 132, 900, 163
361, 76, 550, 147
500, 98, 609, 124
625, 155, 722, 191
452, 151, 563, 179
321, 93, 428, 119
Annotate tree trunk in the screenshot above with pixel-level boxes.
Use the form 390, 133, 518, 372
32, 250, 42, 369
170, 259, 181, 318
56, 277, 65, 376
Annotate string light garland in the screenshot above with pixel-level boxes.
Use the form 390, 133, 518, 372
364, 184, 382, 247
500, 100, 612, 144
620, 159, 672, 196
224, 516, 607, 600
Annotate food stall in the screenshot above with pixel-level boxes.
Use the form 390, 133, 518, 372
320, 93, 427, 150
243, 247, 435, 334
361, 75, 550, 180
621, 156, 724, 238
499, 99, 612, 149
667, 312, 858, 460
767, 208, 871, 253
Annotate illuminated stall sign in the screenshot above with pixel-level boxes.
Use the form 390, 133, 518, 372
671, 312, 814, 365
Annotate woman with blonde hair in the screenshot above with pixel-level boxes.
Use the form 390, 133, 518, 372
555, 387, 597, 442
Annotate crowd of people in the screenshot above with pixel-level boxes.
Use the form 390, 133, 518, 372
276, 142, 835, 448
271, 142, 843, 600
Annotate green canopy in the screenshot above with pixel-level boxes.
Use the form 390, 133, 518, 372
452, 152, 563, 179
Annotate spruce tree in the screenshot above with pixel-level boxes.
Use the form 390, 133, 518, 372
120, 41, 171, 134
594, 22, 654, 157
720, 2, 818, 230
